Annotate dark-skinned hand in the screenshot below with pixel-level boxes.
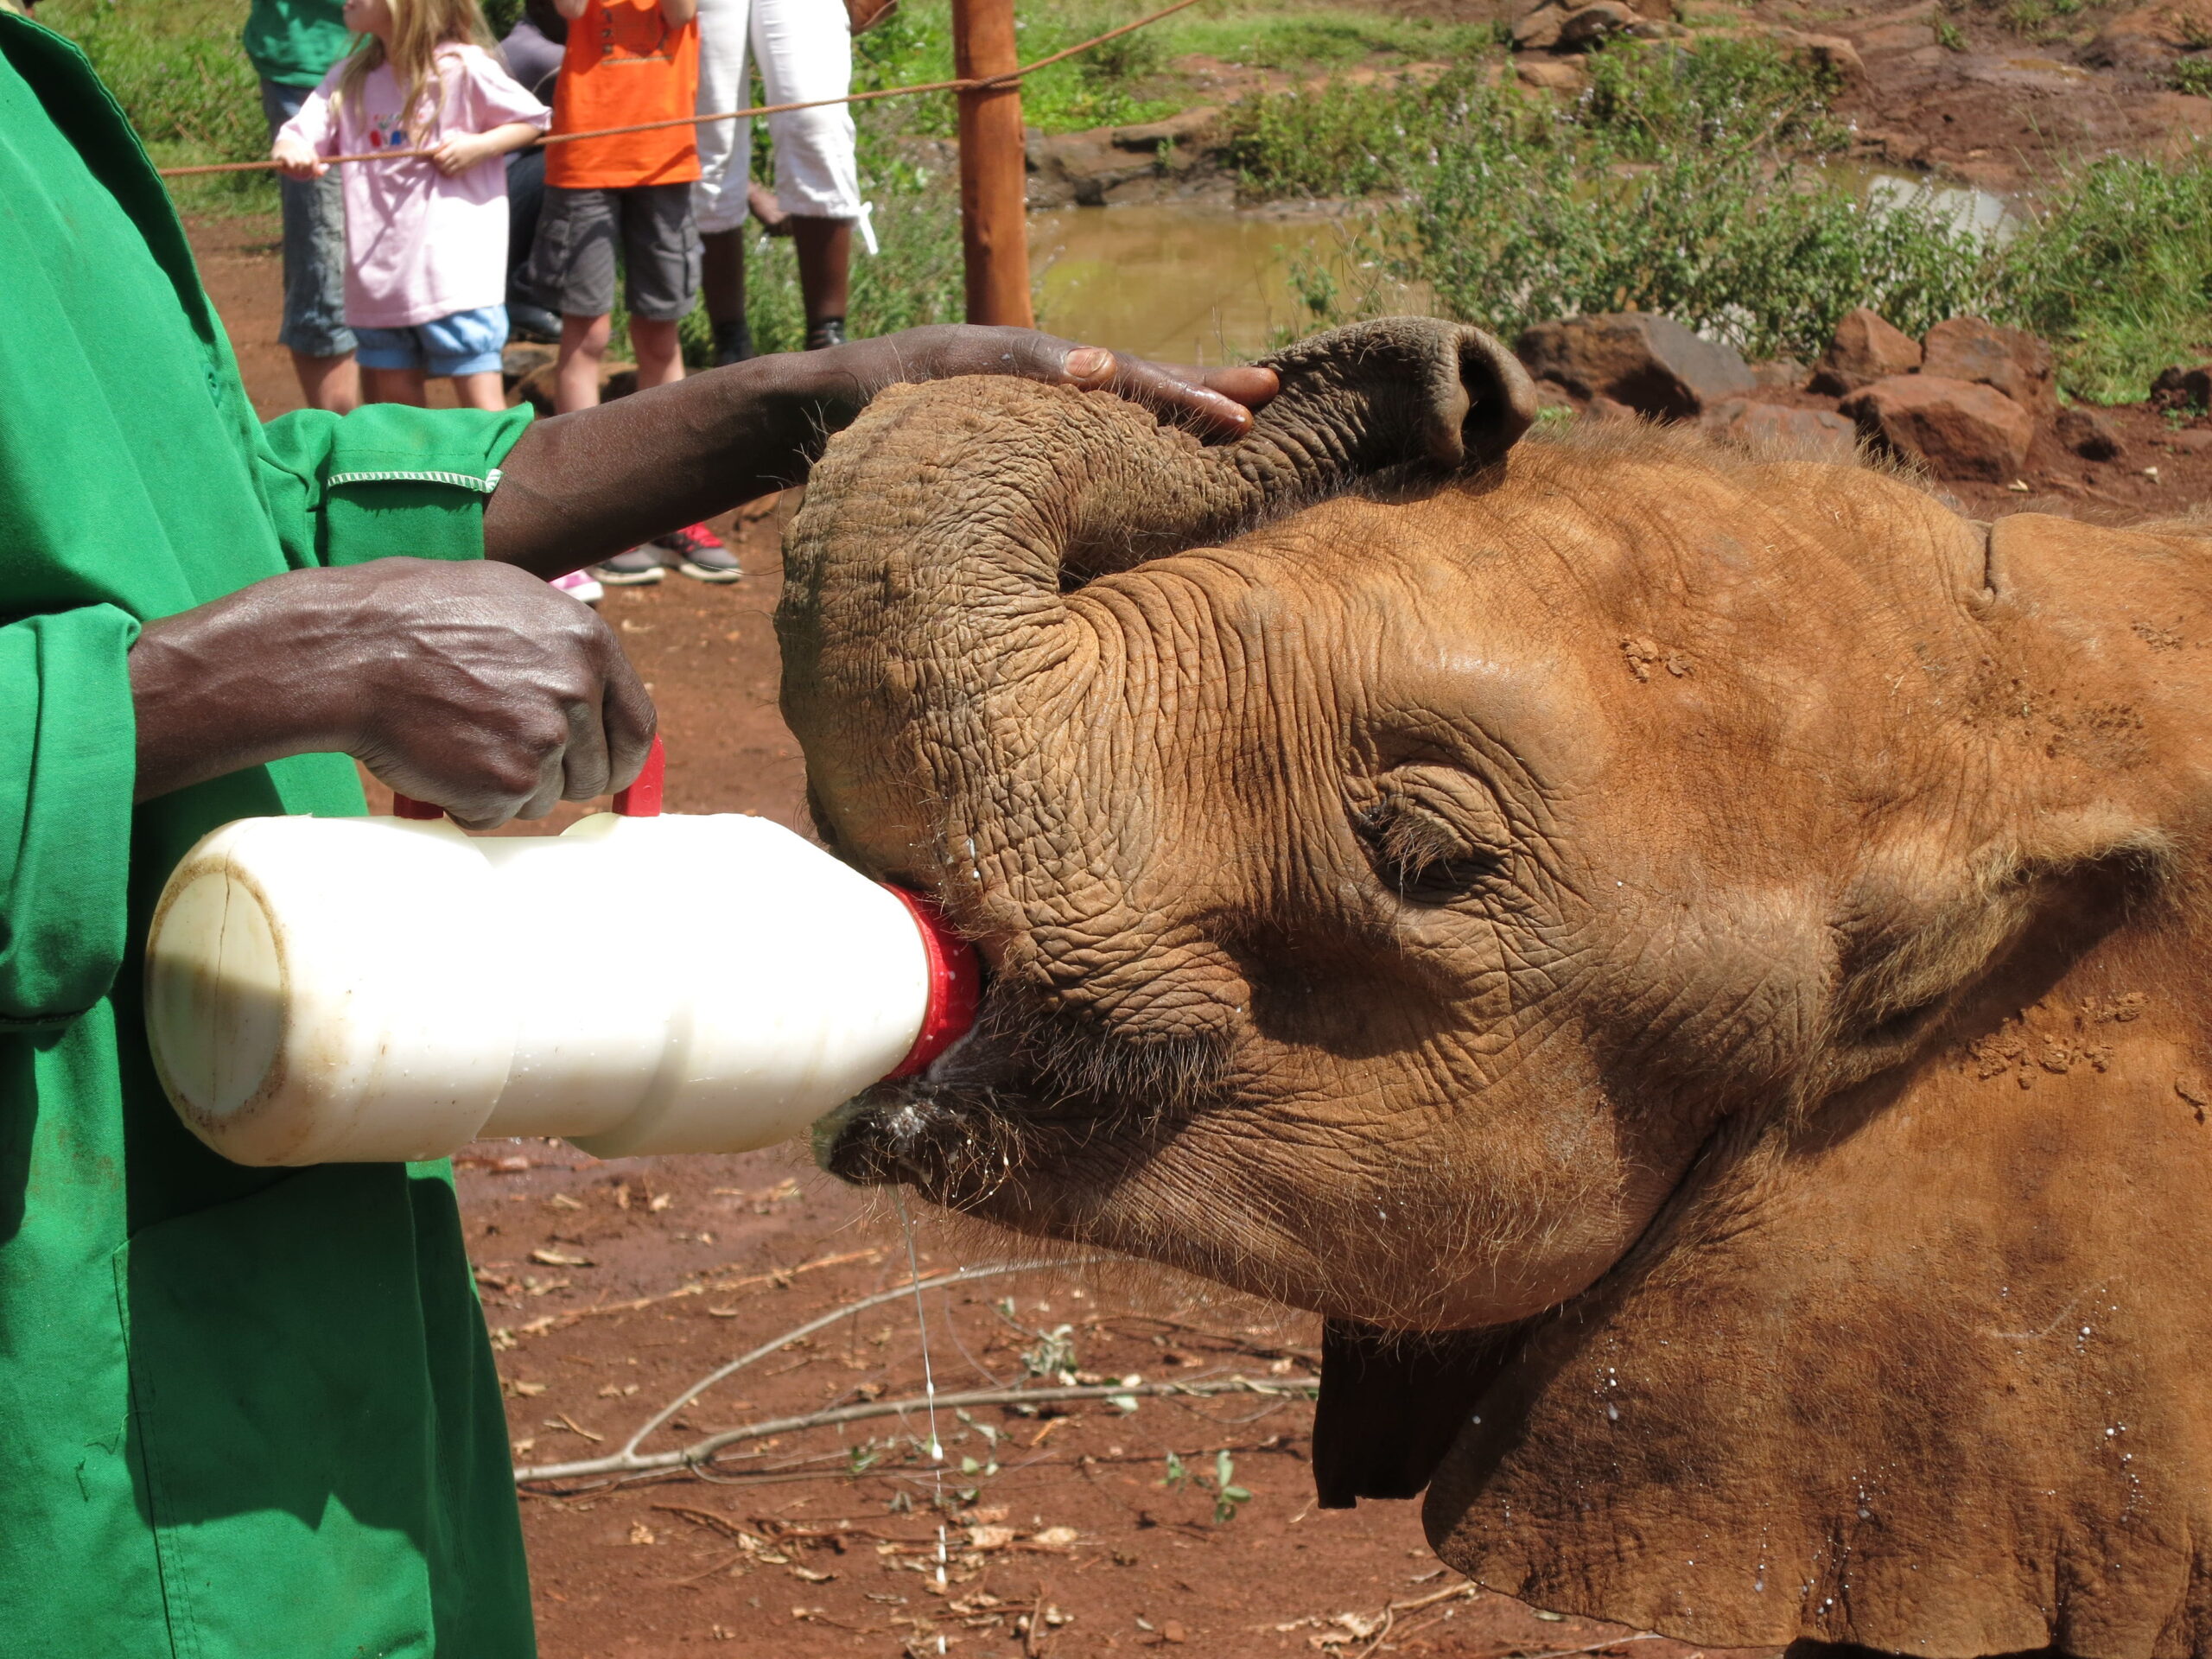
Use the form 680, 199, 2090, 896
133, 325, 1277, 820
130, 559, 653, 828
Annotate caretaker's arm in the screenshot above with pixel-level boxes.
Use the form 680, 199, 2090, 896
479, 327, 1281, 579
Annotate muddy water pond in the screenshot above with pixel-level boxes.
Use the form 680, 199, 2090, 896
1026, 173, 2012, 366
1029, 203, 1365, 365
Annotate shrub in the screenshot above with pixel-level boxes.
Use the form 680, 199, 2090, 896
1994, 153, 2212, 403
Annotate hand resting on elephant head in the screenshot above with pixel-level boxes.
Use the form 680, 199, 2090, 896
779, 318, 2212, 1659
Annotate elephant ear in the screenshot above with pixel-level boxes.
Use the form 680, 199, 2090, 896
1414, 512, 2212, 1655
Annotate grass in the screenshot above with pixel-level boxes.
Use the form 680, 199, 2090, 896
1265, 38, 2212, 400
42, 0, 280, 215
1223, 36, 1846, 201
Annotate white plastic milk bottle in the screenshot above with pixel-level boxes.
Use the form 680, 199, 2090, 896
143, 739, 977, 1166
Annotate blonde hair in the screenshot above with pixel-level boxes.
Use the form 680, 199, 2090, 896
334, 0, 496, 146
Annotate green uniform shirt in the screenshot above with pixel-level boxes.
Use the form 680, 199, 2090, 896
241, 0, 353, 89
0, 15, 537, 1656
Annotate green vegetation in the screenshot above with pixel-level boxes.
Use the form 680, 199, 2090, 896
1223, 37, 1845, 201
43, 0, 278, 213
2171, 53, 2212, 93
1262, 38, 2212, 401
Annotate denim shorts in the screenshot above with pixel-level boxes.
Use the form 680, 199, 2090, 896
353, 305, 511, 376
259, 78, 356, 358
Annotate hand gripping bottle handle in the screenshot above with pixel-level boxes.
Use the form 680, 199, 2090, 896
391, 733, 668, 820
144, 736, 980, 1166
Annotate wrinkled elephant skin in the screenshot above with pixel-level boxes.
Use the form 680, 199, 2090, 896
777, 320, 2212, 1657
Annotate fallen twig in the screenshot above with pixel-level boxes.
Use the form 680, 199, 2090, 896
516, 1373, 1318, 1485
492, 1246, 887, 1344
600, 1260, 1099, 1477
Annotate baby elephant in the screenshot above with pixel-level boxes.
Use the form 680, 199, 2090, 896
781, 317, 2212, 1659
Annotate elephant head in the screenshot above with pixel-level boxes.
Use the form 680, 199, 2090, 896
778, 320, 2212, 1656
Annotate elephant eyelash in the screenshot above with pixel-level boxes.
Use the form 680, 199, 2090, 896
1357, 786, 1511, 905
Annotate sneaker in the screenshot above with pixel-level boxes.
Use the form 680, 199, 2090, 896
551, 568, 604, 606
508, 300, 562, 343
655, 521, 744, 582
805, 316, 847, 352
593, 546, 666, 586
712, 319, 753, 367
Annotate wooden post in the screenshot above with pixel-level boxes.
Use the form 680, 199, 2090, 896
951, 0, 1034, 327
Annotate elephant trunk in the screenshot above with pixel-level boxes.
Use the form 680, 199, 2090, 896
775, 319, 1536, 905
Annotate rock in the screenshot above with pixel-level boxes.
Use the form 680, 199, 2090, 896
1627, 17, 1692, 35
1839, 376, 2035, 481
2165, 428, 2212, 454
1516, 54, 1592, 90
512, 357, 634, 414
2054, 406, 2124, 461
1790, 33, 1866, 86
2152, 364, 2212, 410
1558, 0, 1638, 46
1751, 356, 1809, 390
1025, 128, 1161, 207
1703, 398, 1861, 461
1513, 3, 1571, 49
1809, 308, 1923, 395
501, 341, 557, 385
1515, 314, 1756, 421
2087, 0, 2212, 68
1921, 317, 2056, 423
1110, 106, 1217, 153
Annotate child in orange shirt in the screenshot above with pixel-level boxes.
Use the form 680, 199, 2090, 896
540, 0, 740, 584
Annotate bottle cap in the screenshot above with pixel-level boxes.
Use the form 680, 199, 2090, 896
882, 887, 982, 1078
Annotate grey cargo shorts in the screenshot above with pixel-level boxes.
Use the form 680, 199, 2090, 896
533, 182, 702, 322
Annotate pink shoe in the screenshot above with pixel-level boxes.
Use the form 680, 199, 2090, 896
552, 568, 605, 606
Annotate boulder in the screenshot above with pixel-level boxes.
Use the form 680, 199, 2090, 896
1516, 54, 1592, 90
2087, 0, 2212, 68
1839, 375, 2034, 482
1515, 314, 1756, 421
1513, 3, 1571, 49
2054, 406, 2125, 461
1789, 32, 1867, 87
1559, 0, 1638, 46
1109, 106, 1218, 153
512, 357, 633, 415
1703, 398, 1861, 462
1921, 317, 2057, 423
1809, 307, 1923, 394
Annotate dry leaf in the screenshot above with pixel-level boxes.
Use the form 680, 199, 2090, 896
547, 1193, 583, 1211
503, 1378, 548, 1398
629, 1522, 657, 1546
791, 1567, 835, 1584
531, 1249, 593, 1268
1030, 1526, 1079, 1548
511, 1438, 536, 1457
649, 1192, 673, 1212
967, 1526, 1016, 1550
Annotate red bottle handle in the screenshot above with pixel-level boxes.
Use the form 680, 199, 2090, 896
883, 887, 982, 1079
392, 734, 666, 821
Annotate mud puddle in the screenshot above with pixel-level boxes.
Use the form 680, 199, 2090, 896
1027, 171, 2012, 367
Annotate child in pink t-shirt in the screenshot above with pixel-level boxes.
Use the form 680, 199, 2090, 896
275, 0, 550, 412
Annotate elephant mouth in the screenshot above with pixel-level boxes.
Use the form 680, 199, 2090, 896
810, 991, 1236, 1213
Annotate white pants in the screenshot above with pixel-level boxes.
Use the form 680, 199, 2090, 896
694, 0, 863, 233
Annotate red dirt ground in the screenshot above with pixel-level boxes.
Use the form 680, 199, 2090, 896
183, 186, 2207, 1655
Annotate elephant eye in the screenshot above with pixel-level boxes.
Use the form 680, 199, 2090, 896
1358, 765, 1511, 902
